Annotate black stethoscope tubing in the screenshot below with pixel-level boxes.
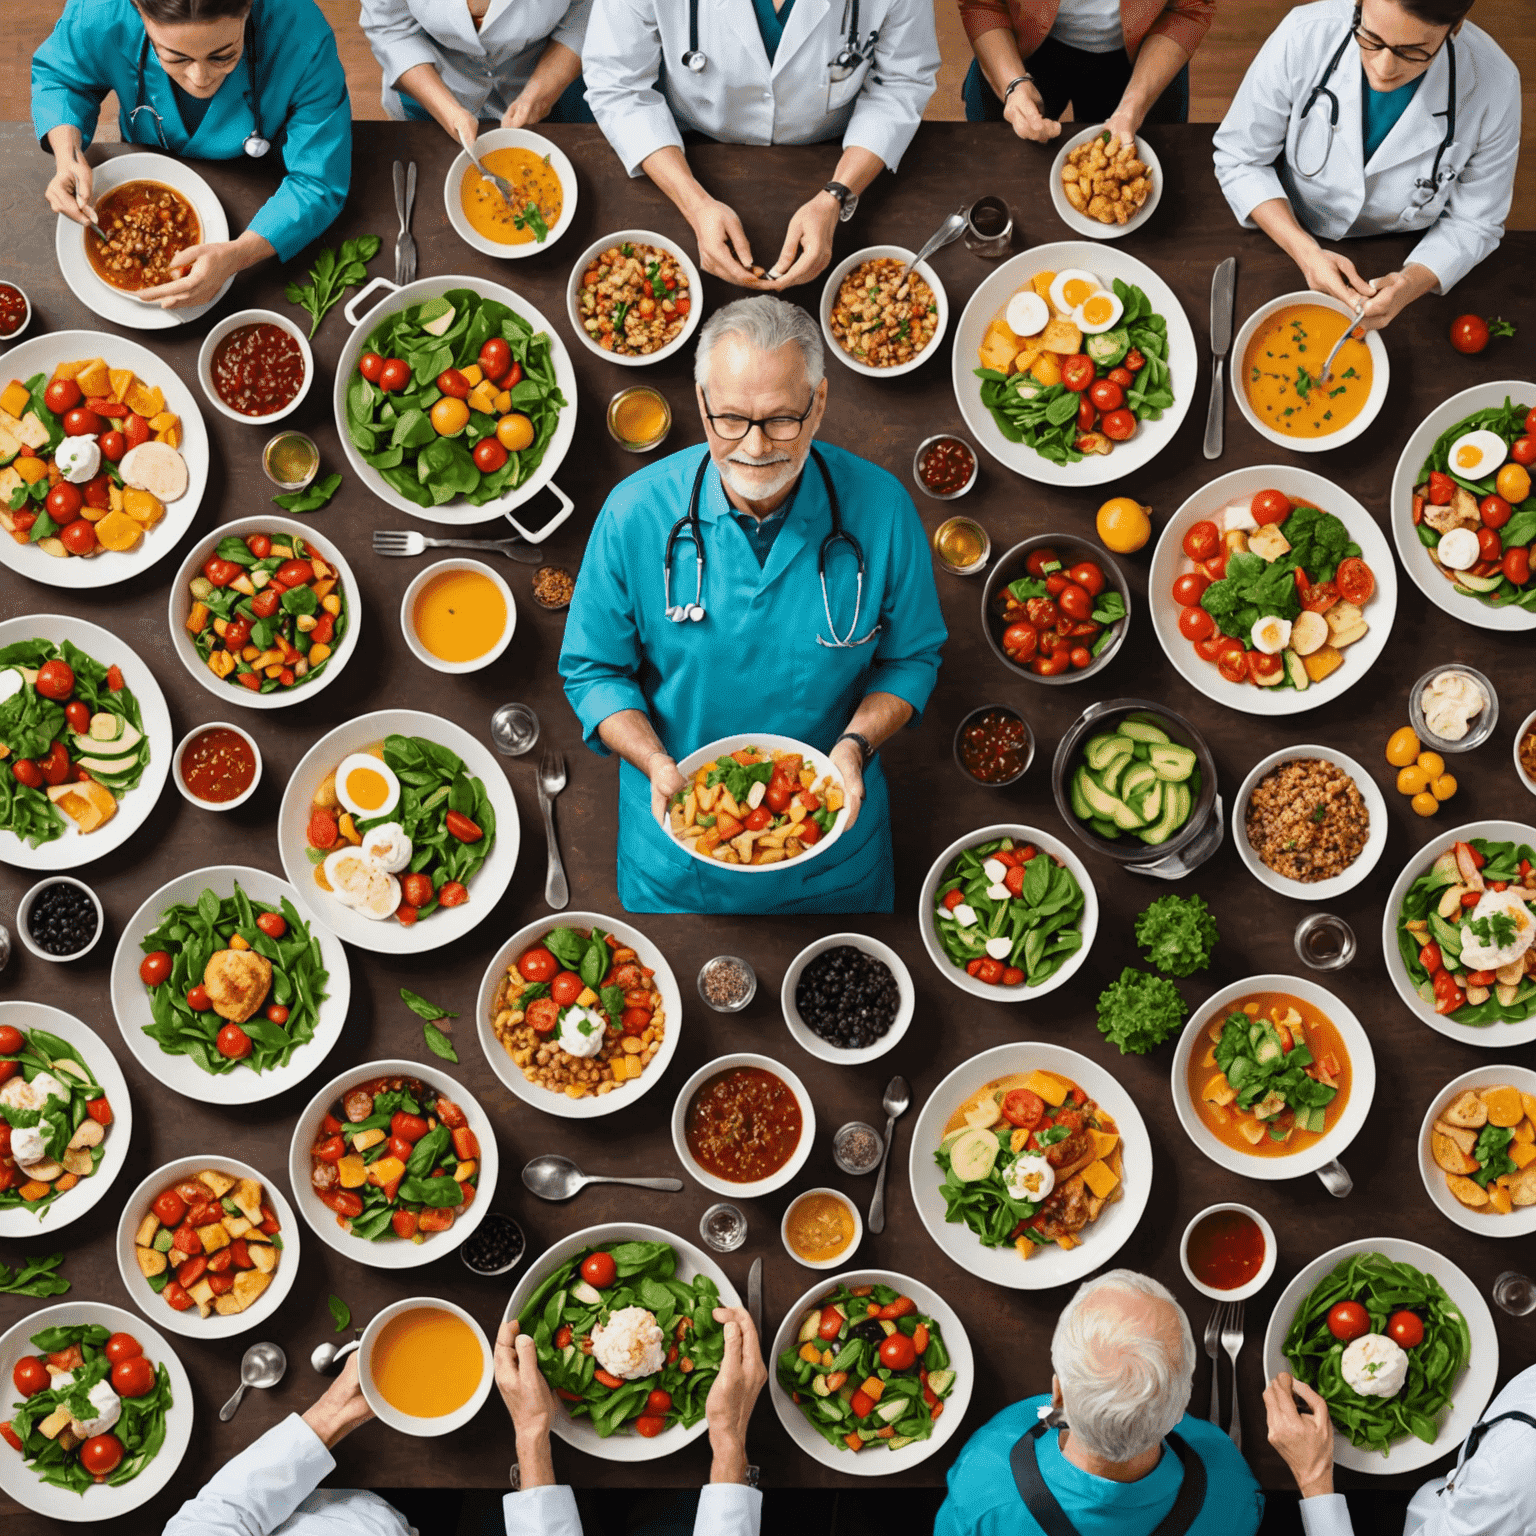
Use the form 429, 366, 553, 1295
128, 15, 269, 158
681, 0, 869, 78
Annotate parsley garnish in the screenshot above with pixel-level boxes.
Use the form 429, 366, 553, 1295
1469, 912, 1519, 949
513, 202, 550, 242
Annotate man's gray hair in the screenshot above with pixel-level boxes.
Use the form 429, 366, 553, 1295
1050, 1269, 1196, 1462
694, 296, 824, 389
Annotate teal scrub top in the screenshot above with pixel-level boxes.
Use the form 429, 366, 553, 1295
32, 0, 351, 263
1362, 64, 1425, 163
559, 442, 947, 915
752, 0, 799, 62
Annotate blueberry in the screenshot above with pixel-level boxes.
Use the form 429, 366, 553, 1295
27, 883, 98, 957
795, 946, 899, 1050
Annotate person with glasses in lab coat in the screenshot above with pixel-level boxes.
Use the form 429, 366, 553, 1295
581, 0, 939, 290
1213, 0, 1520, 332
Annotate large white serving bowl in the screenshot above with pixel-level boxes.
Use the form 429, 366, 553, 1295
0, 1301, 193, 1521
55, 152, 231, 328
360, 1296, 495, 1435
917, 825, 1097, 1002
0, 329, 208, 589
671, 1052, 814, 1198
820, 245, 950, 380
475, 911, 683, 1119
1171, 975, 1375, 1183
951, 240, 1197, 487
504, 1222, 741, 1462
0, 613, 171, 872
1418, 1065, 1536, 1238
909, 1042, 1151, 1291
444, 128, 577, 258
277, 709, 519, 954
110, 865, 351, 1105
1230, 290, 1390, 452
770, 1268, 974, 1475
1389, 380, 1536, 633
288, 1058, 497, 1270
167, 515, 361, 708
565, 229, 703, 366
0, 1004, 132, 1238
780, 931, 914, 1065
1232, 745, 1389, 900
1148, 465, 1397, 716
115, 1154, 300, 1338
1381, 819, 1536, 1049
1262, 1237, 1497, 1475
1048, 124, 1164, 239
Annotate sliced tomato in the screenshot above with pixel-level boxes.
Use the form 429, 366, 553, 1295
1299, 580, 1340, 613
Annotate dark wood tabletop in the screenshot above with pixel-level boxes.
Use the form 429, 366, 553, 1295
0, 120, 1533, 1530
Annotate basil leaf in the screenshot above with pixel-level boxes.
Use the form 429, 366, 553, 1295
423, 1021, 459, 1063
400, 987, 457, 1021
328, 1294, 351, 1332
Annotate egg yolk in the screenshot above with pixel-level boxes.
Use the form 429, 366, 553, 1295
1062, 278, 1096, 309
1455, 446, 1480, 468
1080, 294, 1115, 325
345, 766, 391, 811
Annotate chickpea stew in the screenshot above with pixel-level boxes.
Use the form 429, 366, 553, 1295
577, 242, 692, 357
85, 181, 200, 293
829, 258, 939, 369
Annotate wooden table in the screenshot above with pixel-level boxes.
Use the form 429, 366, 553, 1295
1, 120, 1533, 1528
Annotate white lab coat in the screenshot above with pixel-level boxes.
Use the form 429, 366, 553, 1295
583, 0, 939, 176
360, 0, 592, 121
1212, 0, 1520, 293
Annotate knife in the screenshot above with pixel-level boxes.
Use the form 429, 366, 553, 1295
1203, 257, 1236, 461
747, 1257, 763, 1340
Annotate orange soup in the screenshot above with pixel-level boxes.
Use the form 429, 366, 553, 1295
371, 1307, 482, 1417
1242, 304, 1373, 439
784, 1191, 856, 1263
412, 568, 507, 663
461, 148, 563, 245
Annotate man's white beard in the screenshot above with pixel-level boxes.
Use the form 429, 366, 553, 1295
722, 451, 799, 504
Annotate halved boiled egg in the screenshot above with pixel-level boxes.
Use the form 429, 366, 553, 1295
1436, 526, 1480, 571
322, 848, 401, 920
1073, 289, 1124, 335
335, 753, 400, 820
1005, 289, 1051, 339
1048, 268, 1100, 317
1446, 430, 1507, 481
1250, 615, 1292, 655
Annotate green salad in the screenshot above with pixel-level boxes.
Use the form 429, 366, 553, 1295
0, 1029, 112, 1218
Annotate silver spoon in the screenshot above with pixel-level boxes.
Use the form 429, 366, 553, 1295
310, 1336, 361, 1375
522, 1153, 683, 1202
867, 1075, 911, 1235
896, 208, 967, 295
1317, 299, 1368, 385
491, 703, 540, 758
456, 125, 517, 209
219, 1341, 286, 1420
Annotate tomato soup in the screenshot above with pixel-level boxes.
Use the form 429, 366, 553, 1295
1186, 1208, 1266, 1291
412, 568, 508, 664
685, 1066, 802, 1183
460, 149, 562, 245
371, 1307, 482, 1417
1242, 305, 1373, 439
784, 1191, 856, 1263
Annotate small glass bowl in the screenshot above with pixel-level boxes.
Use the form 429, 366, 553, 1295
953, 705, 1034, 788
607, 387, 672, 453
1408, 664, 1498, 753
833, 1121, 884, 1175
698, 956, 757, 1013
263, 430, 320, 492
911, 434, 979, 501
699, 1202, 748, 1253
933, 516, 991, 576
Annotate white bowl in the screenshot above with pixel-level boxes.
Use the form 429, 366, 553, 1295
1381, 819, 1536, 1048
443, 128, 577, 258
1148, 464, 1398, 716
171, 722, 262, 811
359, 1296, 495, 1435
917, 824, 1097, 1002
475, 911, 683, 1119
196, 308, 313, 425
1048, 124, 1164, 239
565, 229, 703, 367
115, 1154, 300, 1338
670, 1051, 814, 1198
288, 1058, 497, 1270
110, 864, 351, 1106
503, 1222, 741, 1462
781, 932, 914, 1064
0, 1004, 132, 1238
277, 708, 519, 954
779, 1187, 862, 1270
821, 245, 949, 380
0, 280, 31, 340
770, 1267, 974, 1475
1418, 1065, 1536, 1238
15, 876, 104, 963
400, 558, 516, 674
1232, 745, 1388, 900
1516, 710, 1536, 798
1230, 290, 1389, 452
1179, 1203, 1277, 1302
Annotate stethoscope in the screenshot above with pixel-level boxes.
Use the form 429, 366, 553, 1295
1294, 3, 1456, 206
664, 448, 881, 649
681, 0, 877, 81
127, 17, 270, 158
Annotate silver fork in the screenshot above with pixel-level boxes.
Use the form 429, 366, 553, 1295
457, 125, 516, 209
1222, 1300, 1246, 1449
1204, 1303, 1226, 1427
538, 750, 569, 910
372, 529, 544, 565
392, 161, 417, 287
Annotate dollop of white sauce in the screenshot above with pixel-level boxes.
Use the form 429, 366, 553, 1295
70, 1378, 122, 1438
1003, 1152, 1055, 1202
591, 1306, 666, 1380
555, 1004, 607, 1059
359, 821, 412, 873
55, 435, 101, 485
11, 1124, 51, 1165
1420, 669, 1488, 743
1341, 1334, 1408, 1399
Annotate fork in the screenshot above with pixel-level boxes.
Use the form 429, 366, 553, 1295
1204, 1302, 1226, 1427
392, 160, 417, 287
1222, 1299, 1246, 1449
372, 529, 544, 565
457, 126, 516, 210
538, 750, 570, 910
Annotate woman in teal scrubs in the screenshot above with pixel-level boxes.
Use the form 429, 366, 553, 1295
33, 0, 351, 310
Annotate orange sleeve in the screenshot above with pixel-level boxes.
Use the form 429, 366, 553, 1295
957, 0, 1018, 45
1144, 0, 1216, 60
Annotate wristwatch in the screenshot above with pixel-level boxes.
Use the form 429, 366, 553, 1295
1003, 72, 1034, 103
822, 181, 859, 222
834, 731, 874, 766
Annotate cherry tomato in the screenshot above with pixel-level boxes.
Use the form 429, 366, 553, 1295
1178, 605, 1215, 641
32, 660, 75, 704
1335, 556, 1375, 605
1511, 436, 1536, 467
1172, 572, 1210, 606
1002, 1088, 1044, 1128
1058, 583, 1092, 621
139, 951, 172, 986
153, 1189, 186, 1225
264, 1004, 289, 1026
581, 1250, 618, 1289
878, 1333, 918, 1372
111, 1356, 157, 1398
550, 971, 584, 1006
974, 957, 1005, 984
217, 1024, 252, 1060
79, 1434, 124, 1476
1299, 579, 1340, 613
1504, 545, 1531, 585
37, 740, 70, 786
1124, 348, 1146, 371
473, 437, 509, 473
999, 620, 1037, 661
633, 1415, 667, 1437
1244, 489, 1288, 527
518, 946, 558, 982
1183, 520, 1220, 561
12, 1357, 49, 1396
251, 588, 282, 618
1101, 409, 1137, 442
11, 759, 43, 790
61, 519, 97, 555
480, 338, 512, 380
90, 429, 126, 467
44, 377, 82, 414
44, 483, 82, 524
0, 1024, 22, 1054
391, 1111, 430, 1143
378, 358, 411, 394
1449, 314, 1490, 354
1327, 1301, 1371, 1342
100, 1334, 143, 1369
1088, 378, 1124, 412
1477, 526, 1504, 563
239, 534, 271, 562
186, 984, 211, 1012
223, 616, 251, 649
645, 1388, 673, 1415
1216, 641, 1249, 684
1025, 547, 1060, 578
436, 369, 471, 399
1387, 1311, 1425, 1349
253, 910, 287, 940
202, 556, 241, 587
1068, 645, 1091, 668
359, 352, 385, 384
1033, 653, 1070, 676
1478, 494, 1513, 529
273, 559, 314, 589
439, 881, 469, 907
1076, 395, 1098, 432
1247, 649, 1283, 685
1066, 561, 1104, 596
1060, 354, 1095, 392
63, 407, 102, 437
1024, 596, 1058, 630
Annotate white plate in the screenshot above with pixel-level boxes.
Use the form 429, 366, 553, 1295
109, 865, 351, 1104
1048, 125, 1164, 239
917, 825, 1097, 1002
166, 516, 361, 709
55, 153, 231, 329
1232, 745, 1389, 900
1262, 1237, 1497, 1474
0, 329, 209, 590
0, 1004, 132, 1238
770, 1267, 974, 1474
565, 229, 703, 367
781, 932, 914, 1064
951, 240, 1197, 487
0, 613, 171, 872
114, 1154, 300, 1338
444, 129, 577, 258
909, 1042, 1151, 1291
0, 1300, 193, 1521
820, 246, 949, 379
1389, 380, 1536, 633
671, 1052, 814, 1198
1418, 1065, 1536, 1237
1170, 974, 1376, 1182
503, 1222, 741, 1462
277, 709, 519, 954
475, 911, 683, 1119
1381, 819, 1536, 1048
1148, 465, 1397, 716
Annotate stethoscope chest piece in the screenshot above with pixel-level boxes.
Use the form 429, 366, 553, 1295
244, 133, 271, 158
682, 49, 707, 72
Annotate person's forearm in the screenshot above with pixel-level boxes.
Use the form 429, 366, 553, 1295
596, 708, 671, 775
519, 40, 582, 115
1249, 197, 1321, 263
47, 123, 83, 165
225, 229, 277, 270
842, 691, 913, 753
708, 1432, 751, 1485
1117, 34, 1186, 123
641, 145, 713, 222
395, 62, 473, 135
302, 1394, 371, 1449
515, 1428, 557, 1488
1390, 263, 1439, 307
826, 146, 883, 196
970, 27, 1028, 102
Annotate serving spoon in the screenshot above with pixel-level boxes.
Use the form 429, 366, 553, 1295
220, 1341, 286, 1420
310, 1336, 360, 1374
522, 1154, 683, 1202
1317, 298, 1369, 385
867, 1075, 911, 1235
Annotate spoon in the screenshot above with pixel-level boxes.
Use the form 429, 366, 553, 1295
1317, 298, 1368, 385
310, 1336, 361, 1374
866, 1075, 911, 1235
219, 1341, 286, 1421
522, 1154, 683, 1202
491, 703, 540, 758
456, 125, 517, 209
896, 208, 967, 295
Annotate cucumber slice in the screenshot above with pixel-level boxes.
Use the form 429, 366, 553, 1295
1284, 650, 1309, 691
948, 1128, 999, 1183
1101, 755, 1129, 796
88, 712, 125, 742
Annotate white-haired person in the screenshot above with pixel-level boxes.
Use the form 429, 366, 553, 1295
936, 1270, 1263, 1536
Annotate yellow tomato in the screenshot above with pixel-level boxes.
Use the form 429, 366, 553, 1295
496, 413, 535, 452
1385, 726, 1421, 767
1411, 790, 1440, 818
1396, 764, 1429, 795
1496, 462, 1532, 504
1430, 772, 1458, 802
1096, 497, 1152, 554
430, 397, 470, 436
1416, 750, 1446, 779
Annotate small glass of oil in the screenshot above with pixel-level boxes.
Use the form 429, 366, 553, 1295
933, 516, 991, 576
263, 431, 319, 492
607, 387, 672, 453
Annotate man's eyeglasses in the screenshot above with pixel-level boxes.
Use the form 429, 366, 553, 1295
702, 390, 817, 442
1354, 25, 1444, 65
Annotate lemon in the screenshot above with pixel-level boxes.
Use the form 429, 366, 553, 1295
1416, 750, 1446, 779
1096, 497, 1152, 554
1385, 727, 1421, 767
1411, 790, 1440, 817
1430, 772, 1458, 801
1397, 765, 1429, 795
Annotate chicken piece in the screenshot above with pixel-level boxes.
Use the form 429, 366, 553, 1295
203, 948, 274, 1024
1065, 181, 1088, 211
1423, 484, 1480, 536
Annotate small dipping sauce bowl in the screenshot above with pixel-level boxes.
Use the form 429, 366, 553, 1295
607, 386, 672, 453
1179, 1203, 1276, 1303
1409, 664, 1498, 753
17, 876, 104, 964
782, 1187, 861, 1270
913, 434, 979, 501
263, 430, 320, 492
402, 558, 516, 674
0, 281, 31, 341
954, 705, 1034, 787
174, 721, 262, 811
933, 516, 991, 576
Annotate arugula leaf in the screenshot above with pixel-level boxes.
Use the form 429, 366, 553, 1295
1095, 967, 1187, 1055
1134, 894, 1219, 977
422, 1021, 459, 1063
0, 1252, 69, 1297
400, 988, 457, 1022
273, 472, 342, 515
705, 754, 774, 805
513, 202, 550, 241
286, 235, 383, 338
328, 1294, 351, 1332
1472, 1124, 1517, 1187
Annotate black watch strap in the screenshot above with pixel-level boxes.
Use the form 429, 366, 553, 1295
823, 180, 856, 220
835, 732, 874, 765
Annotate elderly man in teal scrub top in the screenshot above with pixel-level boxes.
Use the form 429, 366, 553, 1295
33, 0, 351, 310
559, 296, 947, 915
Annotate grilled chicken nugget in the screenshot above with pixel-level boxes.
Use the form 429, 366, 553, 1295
203, 949, 274, 1024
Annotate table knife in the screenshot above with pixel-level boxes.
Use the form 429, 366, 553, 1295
747, 1257, 763, 1340
1203, 257, 1236, 461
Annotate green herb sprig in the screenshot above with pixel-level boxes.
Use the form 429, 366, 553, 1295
286, 235, 383, 338
274, 472, 342, 515
0, 1252, 70, 1297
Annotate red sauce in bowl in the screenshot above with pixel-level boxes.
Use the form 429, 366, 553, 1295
211, 323, 305, 417
181, 727, 257, 804
960, 708, 1032, 784
919, 437, 975, 496
0, 284, 27, 337
1186, 1208, 1265, 1291
685, 1066, 802, 1183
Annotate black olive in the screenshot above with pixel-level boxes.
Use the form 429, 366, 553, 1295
795, 945, 900, 1050
27, 883, 99, 957
849, 1317, 887, 1344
